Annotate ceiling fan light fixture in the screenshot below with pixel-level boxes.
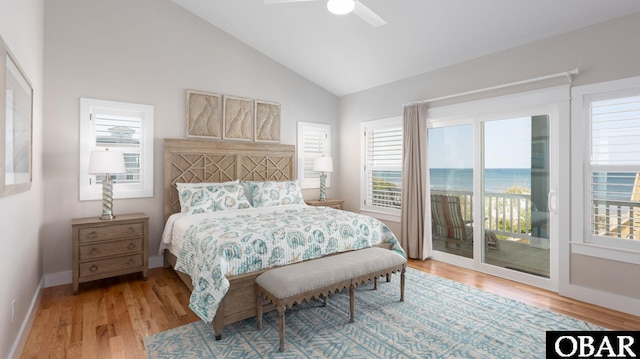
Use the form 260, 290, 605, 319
327, 0, 355, 15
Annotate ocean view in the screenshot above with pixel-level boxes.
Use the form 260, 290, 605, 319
373, 168, 531, 193
374, 169, 637, 200
430, 168, 530, 193
429, 168, 637, 200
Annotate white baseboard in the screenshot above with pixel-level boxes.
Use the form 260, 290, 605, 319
8, 277, 44, 359
561, 283, 640, 318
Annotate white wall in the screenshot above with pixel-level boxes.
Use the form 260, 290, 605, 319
43, 0, 338, 281
0, 0, 44, 357
338, 12, 640, 311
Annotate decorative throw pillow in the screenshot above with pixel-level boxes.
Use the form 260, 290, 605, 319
177, 183, 251, 214
245, 180, 304, 207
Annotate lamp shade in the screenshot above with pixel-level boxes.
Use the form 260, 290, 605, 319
313, 156, 333, 173
88, 149, 126, 174
327, 0, 355, 15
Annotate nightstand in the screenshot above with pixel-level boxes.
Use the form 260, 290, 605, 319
72, 213, 149, 294
305, 199, 344, 210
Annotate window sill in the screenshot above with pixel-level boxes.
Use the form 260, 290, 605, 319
570, 242, 640, 265
359, 209, 400, 223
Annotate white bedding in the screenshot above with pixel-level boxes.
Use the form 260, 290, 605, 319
159, 204, 311, 256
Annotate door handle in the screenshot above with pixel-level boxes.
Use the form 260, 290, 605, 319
548, 190, 557, 214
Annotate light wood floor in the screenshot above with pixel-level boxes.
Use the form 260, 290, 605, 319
21, 259, 640, 358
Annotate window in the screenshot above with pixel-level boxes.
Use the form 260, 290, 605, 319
297, 122, 331, 189
590, 96, 640, 241
79, 98, 154, 200
572, 76, 640, 262
361, 117, 403, 216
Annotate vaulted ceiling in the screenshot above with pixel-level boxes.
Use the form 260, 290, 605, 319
173, 0, 640, 96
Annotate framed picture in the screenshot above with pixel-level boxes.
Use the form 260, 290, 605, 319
223, 95, 253, 141
186, 90, 222, 139
254, 100, 281, 143
0, 35, 33, 197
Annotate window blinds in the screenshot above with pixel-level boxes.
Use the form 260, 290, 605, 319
297, 122, 330, 189
94, 112, 142, 185
590, 95, 640, 240
364, 125, 403, 210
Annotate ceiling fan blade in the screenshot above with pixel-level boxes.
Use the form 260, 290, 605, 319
353, 1, 386, 27
264, 0, 318, 4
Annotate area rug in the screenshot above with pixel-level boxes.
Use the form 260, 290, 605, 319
144, 268, 603, 358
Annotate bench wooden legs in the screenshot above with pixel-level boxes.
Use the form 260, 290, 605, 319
277, 305, 286, 352
400, 266, 405, 302
374, 272, 393, 290
255, 287, 291, 352
255, 266, 405, 353
349, 284, 355, 323
256, 291, 263, 330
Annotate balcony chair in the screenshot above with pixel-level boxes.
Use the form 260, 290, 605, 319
430, 194, 500, 250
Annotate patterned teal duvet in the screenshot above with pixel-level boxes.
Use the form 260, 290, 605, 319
171, 205, 405, 322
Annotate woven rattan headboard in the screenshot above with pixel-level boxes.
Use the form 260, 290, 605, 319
163, 138, 296, 221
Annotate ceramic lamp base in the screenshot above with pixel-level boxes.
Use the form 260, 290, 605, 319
319, 173, 327, 202
99, 175, 116, 220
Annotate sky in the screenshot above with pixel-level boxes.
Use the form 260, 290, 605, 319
428, 117, 533, 169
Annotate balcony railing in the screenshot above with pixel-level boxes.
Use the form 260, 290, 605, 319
432, 190, 640, 242
431, 190, 541, 241
592, 199, 640, 240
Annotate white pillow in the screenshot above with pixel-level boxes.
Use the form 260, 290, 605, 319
177, 182, 251, 214
245, 180, 304, 208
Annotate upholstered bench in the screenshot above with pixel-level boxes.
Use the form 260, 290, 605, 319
255, 247, 407, 352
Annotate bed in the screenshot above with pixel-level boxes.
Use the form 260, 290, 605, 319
161, 138, 405, 339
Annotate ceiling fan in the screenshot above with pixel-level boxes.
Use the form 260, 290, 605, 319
264, 0, 386, 27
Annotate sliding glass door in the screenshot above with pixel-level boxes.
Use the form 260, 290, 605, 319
427, 101, 560, 289
482, 116, 550, 278
428, 125, 474, 259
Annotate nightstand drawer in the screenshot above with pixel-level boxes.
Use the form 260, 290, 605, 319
78, 222, 144, 243
79, 237, 143, 261
79, 254, 143, 278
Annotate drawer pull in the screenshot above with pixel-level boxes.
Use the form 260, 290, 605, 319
86, 231, 97, 239
89, 248, 98, 255
128, 242, 136, 250
127, 258, 135, 265
89, 265, 98, 272
126, 227, 135, 234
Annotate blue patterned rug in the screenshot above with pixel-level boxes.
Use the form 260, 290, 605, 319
144, 268, 603, 358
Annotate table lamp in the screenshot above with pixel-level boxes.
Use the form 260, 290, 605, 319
313, 156, 333, 202
88, 148, 126, 220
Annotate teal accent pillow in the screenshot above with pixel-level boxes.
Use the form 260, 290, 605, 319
245, 180, 304, 207
177, 183, 251, 214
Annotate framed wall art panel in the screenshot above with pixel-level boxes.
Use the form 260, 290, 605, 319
254, 100, 281, 143
0, 35, 33, 197
223, 95, 253, 141
186, 90, 222, 139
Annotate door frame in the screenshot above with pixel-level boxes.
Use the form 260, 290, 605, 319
426, 86, 570, 292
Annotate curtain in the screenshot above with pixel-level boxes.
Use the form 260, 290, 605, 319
400, 103, 430, 259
